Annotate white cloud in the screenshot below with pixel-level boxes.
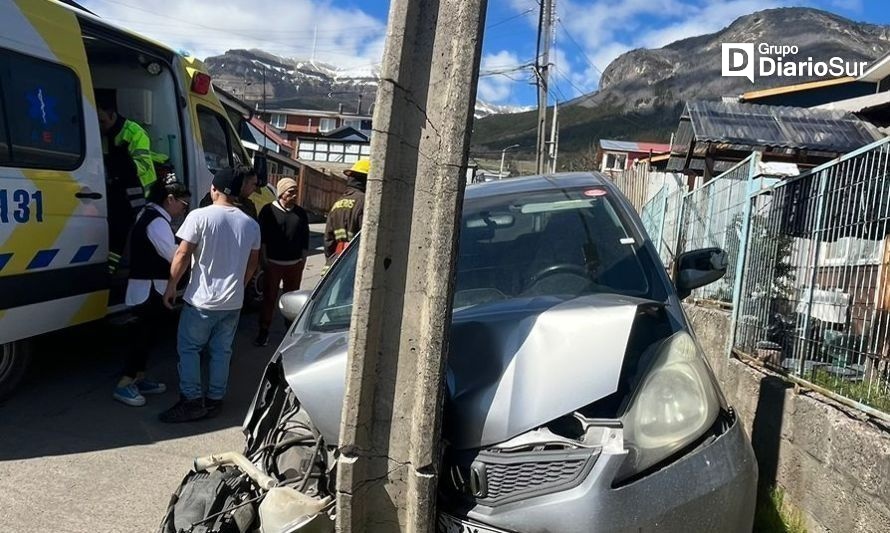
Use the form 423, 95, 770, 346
82, 0, 386, 71
539, 0, 787, 91
477, 50, 527, 102
640, 0, 788, 48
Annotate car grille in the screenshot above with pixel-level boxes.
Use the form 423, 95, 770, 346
444, 447, 598, 506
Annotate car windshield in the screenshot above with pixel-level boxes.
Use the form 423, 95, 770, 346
307, 185, 654, 332
454, 187, 649, 308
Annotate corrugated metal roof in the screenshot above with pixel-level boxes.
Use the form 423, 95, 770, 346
248, 117, 293, 148
599, 139, 672, 153
815, 91, 890, 113
684, 100, 883, 153
739, 77, 856, 102
859, 50, 890, 82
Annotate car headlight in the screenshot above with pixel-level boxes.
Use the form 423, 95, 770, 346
617, 331, 720, 481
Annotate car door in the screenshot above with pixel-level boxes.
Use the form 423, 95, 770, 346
0, 0, 108, 344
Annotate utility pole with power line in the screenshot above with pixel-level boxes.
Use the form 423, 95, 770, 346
535, 0, 555, 174
335, 0, 488, 530
549, 99, 559, 173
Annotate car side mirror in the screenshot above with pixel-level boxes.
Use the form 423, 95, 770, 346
674, 247, 728, 300
253, 154, 269, 187
279, 290, 313, 322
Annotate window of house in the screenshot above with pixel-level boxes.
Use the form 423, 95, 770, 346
197, 106, 243, 173
345, 144, 360, 154
344, 154, 358, 163
604, 152, 627, 171
820, 237, 885, 266
0, 50, 84, 169
343, 118, 362, 130
360, 144, 371, 155
328, 152, 344, 163
329, 143, 344, 153
300, 141, 315, 151
315, 142, 329, 152
319, 118, 337, 133
298, 151, 314, 160
270, 113, 287, 128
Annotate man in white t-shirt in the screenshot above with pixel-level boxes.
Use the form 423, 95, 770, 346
159, 167, 261, 423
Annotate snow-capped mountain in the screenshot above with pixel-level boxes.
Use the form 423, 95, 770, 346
206, 49, 529, 118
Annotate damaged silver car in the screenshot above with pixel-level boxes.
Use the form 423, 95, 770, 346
160, 173, 757, 533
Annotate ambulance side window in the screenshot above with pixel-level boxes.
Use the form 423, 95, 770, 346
197, 106, 242, 174
0, 95, 8, 165
0, 50, 84, 170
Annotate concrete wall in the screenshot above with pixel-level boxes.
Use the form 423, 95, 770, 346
684, 304, 890, 533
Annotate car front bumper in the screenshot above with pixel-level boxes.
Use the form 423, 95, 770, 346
441, 414, 758, 533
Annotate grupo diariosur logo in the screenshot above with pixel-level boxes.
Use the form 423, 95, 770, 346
722, 43, 869, 83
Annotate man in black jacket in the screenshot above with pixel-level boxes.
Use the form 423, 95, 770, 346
255, 177, 310, 346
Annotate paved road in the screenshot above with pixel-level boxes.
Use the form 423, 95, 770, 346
0, 224, 328, 533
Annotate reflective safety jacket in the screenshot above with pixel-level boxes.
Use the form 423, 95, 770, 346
110, 117, 157, 196
324, 186, 365, 259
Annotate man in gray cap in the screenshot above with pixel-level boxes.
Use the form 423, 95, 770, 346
159, 167, 262, 423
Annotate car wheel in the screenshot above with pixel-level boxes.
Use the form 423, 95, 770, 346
246, 268, 265, 309
0, 340, 31, 401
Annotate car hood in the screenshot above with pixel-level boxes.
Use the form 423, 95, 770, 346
280, 293, 652, 449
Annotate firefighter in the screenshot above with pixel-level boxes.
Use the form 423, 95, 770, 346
96, 89, 158, 273
324, 159, 369, 262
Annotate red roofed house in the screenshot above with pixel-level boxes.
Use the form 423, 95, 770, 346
596, 139, 672, 179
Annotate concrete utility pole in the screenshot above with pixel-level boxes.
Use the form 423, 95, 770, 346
549, 100, 559, 173
499, 143, 520, 178
335, 0, 487, 531
535, 0, 555, 174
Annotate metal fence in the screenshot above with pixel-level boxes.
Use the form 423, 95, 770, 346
733, 137, 890, 417
679, 155, 759, 304
639, 178, 686, 269
614, 161, 679, 213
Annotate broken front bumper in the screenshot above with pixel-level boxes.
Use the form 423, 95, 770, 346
440, 414, 757, 533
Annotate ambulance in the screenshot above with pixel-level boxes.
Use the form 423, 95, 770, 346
0, 0, 271, 398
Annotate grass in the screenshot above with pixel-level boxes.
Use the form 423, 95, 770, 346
754, 486, 807, 533
809, 368, 890, 414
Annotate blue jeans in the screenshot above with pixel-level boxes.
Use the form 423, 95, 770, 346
177, 304, 241, 401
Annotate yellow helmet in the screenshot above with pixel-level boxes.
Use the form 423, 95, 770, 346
344, 159, 370, 177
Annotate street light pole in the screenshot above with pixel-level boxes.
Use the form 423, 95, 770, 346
499, 144, 520, 178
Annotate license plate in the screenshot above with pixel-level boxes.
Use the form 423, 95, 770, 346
437, 513, 508, 533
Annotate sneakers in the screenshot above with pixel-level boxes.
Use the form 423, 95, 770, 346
135, 379, 167, 395
113, 383, 146, 407
254, 329, 270, 347
159, 398, 208, 423
204, 398, 223, 419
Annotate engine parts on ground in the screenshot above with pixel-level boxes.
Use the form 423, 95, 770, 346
158, 467, 258, 533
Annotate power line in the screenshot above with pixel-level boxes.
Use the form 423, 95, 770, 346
557, 19, 604, 78
551, 64, 586, 99
549, 69, 571, 102
479, 61, 535, 77
486, 7, 536, 30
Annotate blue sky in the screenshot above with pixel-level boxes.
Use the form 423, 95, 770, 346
83, 0, 890, 107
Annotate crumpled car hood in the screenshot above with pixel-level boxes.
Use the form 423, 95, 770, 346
280, 293, 650, 449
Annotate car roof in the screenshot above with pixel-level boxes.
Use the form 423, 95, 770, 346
465, 172, 613, 201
